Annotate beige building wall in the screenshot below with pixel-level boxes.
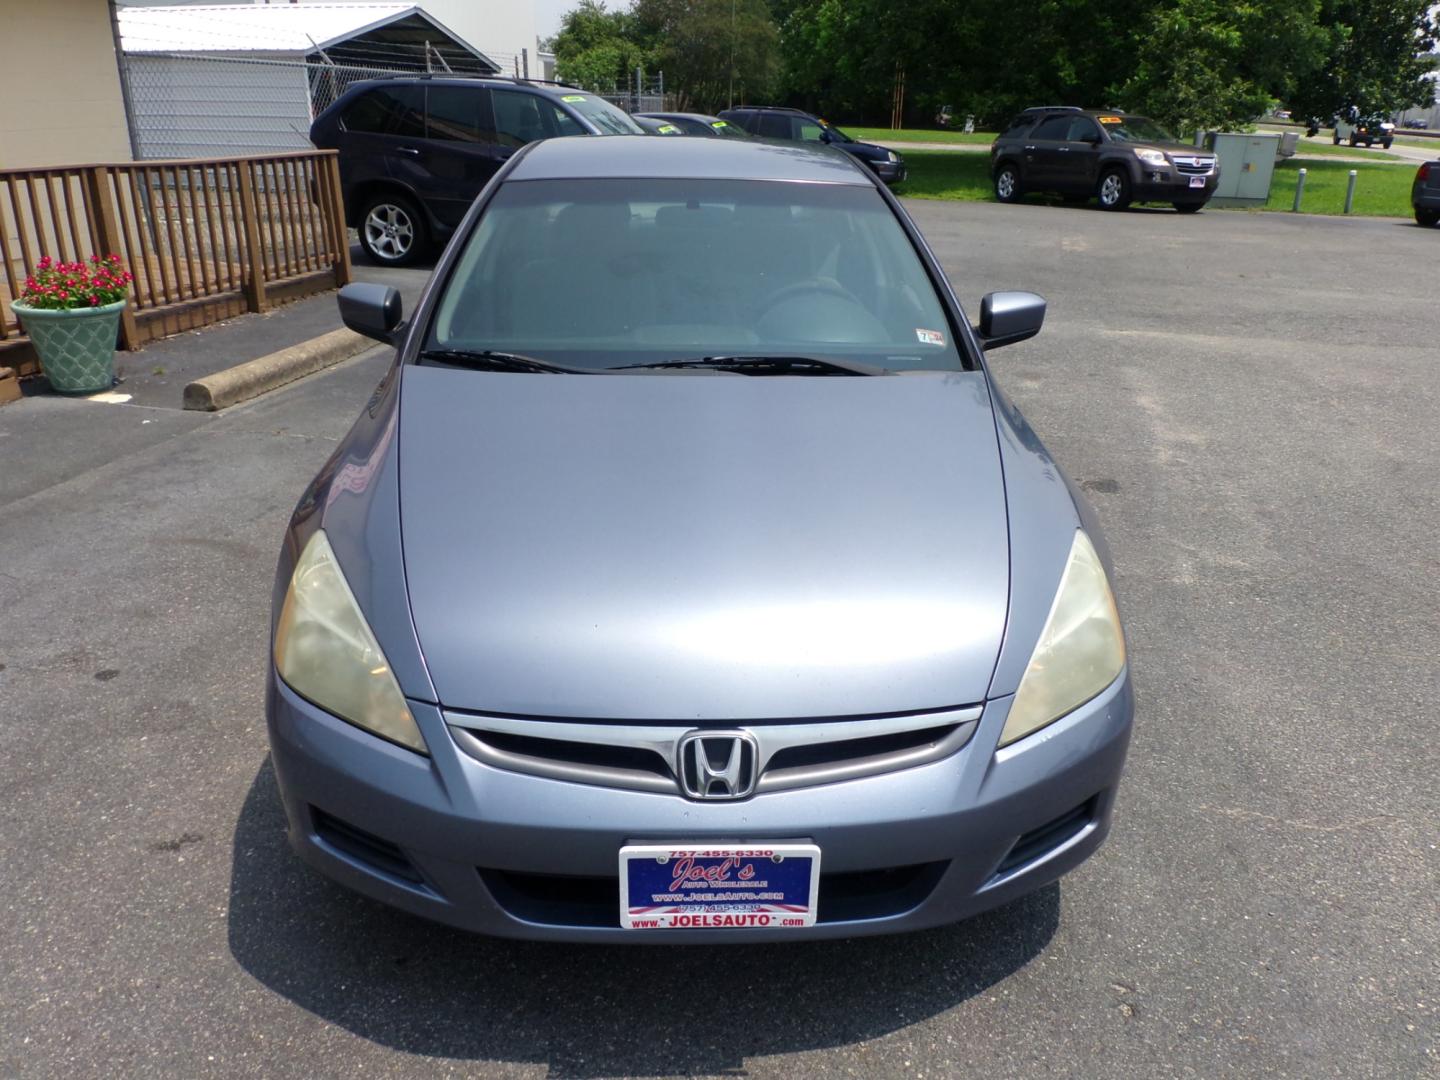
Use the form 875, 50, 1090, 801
0, 0, 132, 168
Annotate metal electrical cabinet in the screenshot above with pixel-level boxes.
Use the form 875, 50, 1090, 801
1204, 132, 1281, 207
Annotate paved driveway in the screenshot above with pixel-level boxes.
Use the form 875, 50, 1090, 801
0, 203, 1435, 1078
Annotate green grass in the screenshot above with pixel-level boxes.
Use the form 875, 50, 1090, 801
893, 151, 1417, 216
1262, 159, 1416, 216
1286, 139, 1401, 161
840, 126, 996, 145
891, 151, 995, 200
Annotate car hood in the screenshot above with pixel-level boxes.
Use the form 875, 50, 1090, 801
398, 366, 1010, 720
843, 141, 894, 160
1143, 139, 1212, 156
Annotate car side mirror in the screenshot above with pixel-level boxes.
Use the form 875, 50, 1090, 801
819, 129, 834, 143
975, 291, 1046, 350
338, 283, 404, 344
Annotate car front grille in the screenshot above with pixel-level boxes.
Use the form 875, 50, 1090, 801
1170, 155, 1216, 176
478, 861, 948, 927
445, 705, 982, 797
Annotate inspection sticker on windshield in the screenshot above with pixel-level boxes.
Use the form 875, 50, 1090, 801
620, 843, 820, 930
916, 328, 947, 346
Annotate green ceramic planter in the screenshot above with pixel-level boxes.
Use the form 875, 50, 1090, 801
12, 299, 126, 394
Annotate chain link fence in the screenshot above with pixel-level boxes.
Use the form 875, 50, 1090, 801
122, 53, 671, 160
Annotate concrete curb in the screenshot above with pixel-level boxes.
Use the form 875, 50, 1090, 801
182, 328, 374, 411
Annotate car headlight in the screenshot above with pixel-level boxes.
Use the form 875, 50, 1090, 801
1134, 148, 1168, 167
888, 150, 899, 162
999, 530, 1126, 748
274, 530, 428, 754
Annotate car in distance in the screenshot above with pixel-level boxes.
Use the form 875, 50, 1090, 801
635, 111, 750, 138
1333, 114, 1394, 149
267, 135, 1133, 942
717, 106, 906, 184
633, 114, 684, 136
991, 107, 1219, 212
309, 76, 644, 265
1414, 160, 1440, 226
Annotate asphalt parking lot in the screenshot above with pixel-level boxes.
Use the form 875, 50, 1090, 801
1, 202, 1436, 1079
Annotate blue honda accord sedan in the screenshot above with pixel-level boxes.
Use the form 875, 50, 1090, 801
267, 135, 1133, 941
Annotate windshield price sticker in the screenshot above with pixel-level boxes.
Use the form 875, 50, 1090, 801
1098, 116, 1124, 125
562, 94, 587, 102
620, 842, 821, 930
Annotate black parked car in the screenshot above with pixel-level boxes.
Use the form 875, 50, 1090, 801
634, 112, 750, 138
1413, 160, 1440, 226
717, 107, 905, 184
310, 76, 644, 265
990, 107, 1219, 213
634, 115, 685, 136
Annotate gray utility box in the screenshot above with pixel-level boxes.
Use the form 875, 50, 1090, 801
1203, 132, 1282, 207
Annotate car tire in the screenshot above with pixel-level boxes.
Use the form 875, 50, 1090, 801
358, 193, 427, 267
1173, 203, 1203, 214
1416, 207, 1440, 227
1332, 132, 1340, 145
993, 163, 1022, 203
1349, 137, 1359, 147
1097, 168, 1132, 211
1383, 140, 1393, 149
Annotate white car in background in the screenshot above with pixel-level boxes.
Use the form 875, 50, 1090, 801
1333, 115, 1395, 148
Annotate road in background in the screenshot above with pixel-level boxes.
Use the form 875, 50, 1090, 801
0, 205, 1435, 1078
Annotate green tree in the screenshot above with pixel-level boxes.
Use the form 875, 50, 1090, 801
1118, 0, 1328, 135
550, 0, 653, 92
634, 0, 782, 111
1288, 0, 1439, 124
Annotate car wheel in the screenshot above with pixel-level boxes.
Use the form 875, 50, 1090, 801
1097, 168, 1131, 210
1416, 207, 1440, 227
1173, 203, 1203, 214
1349, 137, 1359, 147
1332, 132, 1340, 144
993, 164, 1022, 203
1383, 140, 1393, 149
358, 193, 426, 267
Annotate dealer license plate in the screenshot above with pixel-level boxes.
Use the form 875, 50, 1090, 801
620, 843, 821, 930
1189, 176, 1206, 188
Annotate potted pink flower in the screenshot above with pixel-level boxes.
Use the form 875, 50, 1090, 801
11, 255, 134, 394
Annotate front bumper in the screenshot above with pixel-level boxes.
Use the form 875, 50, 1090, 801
869, 159, 907, 185
1134, 168, 1218, 203
266, 670, 1133, 942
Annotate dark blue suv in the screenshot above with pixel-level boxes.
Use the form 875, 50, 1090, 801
310, 76, 643, 264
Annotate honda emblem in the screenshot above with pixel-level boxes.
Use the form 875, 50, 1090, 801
676, 730, 760, 800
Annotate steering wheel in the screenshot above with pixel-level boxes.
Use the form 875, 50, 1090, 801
757, 278, 861, 317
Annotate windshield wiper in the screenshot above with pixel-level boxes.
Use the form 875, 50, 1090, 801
609, 354, 890, 376
418, 348, 592, 374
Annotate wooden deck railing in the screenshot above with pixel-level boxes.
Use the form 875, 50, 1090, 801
0, 150, 351, 377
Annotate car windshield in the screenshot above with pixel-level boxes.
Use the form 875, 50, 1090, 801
1097, 115, 1176, 144
428, 178, 963, 373
820, 120, 854, 143
709, 119, 748, 137
561, 94, 644, 135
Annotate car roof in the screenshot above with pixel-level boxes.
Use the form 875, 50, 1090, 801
508, 134, 872, 185
346, 76, 581, 98
636, 112, 724, 123
1020, 106, 1139, 118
